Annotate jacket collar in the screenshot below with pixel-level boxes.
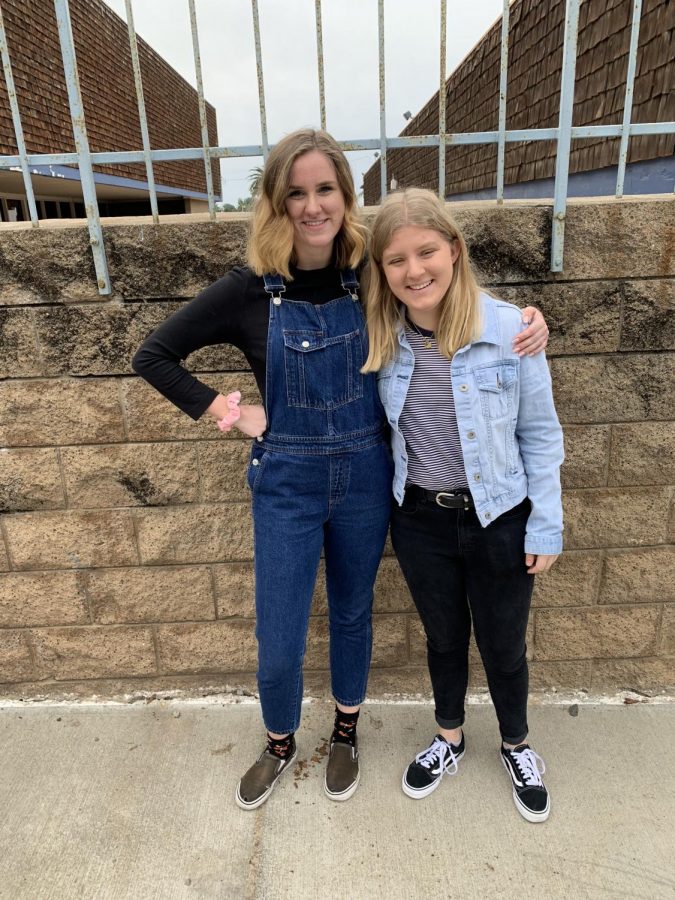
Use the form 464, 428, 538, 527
396, 292, 501, 350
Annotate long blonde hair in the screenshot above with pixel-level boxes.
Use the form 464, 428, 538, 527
362, 188, 481, 372
247, 129, 368, 279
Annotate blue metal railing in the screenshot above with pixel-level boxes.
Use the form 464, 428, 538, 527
0, 0, 673, 294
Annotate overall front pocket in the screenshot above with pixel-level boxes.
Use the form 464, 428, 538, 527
283, 329, 364, 409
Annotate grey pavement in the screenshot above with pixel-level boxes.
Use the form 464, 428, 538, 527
1, 699, 674, 900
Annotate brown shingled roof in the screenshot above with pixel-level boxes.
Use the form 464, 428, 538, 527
363, 0, 673, 203
0, 0, 220, 197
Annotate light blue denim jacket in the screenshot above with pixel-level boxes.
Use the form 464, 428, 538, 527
377, 293, 564, 556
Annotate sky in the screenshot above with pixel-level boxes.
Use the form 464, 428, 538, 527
101, 0, 504, 205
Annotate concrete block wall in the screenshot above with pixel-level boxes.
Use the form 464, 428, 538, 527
0, 197, 673, 700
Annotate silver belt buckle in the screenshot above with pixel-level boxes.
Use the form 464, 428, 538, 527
435, 491, 470, 510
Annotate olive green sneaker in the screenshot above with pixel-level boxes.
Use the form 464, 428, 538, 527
235, 736, 297, 810
324, 738, 360, 802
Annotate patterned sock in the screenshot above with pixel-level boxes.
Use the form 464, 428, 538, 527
266, 732, 294, 760
331, 706, 360, 746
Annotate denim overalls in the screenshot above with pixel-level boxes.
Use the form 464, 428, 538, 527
247, 268, 393, 735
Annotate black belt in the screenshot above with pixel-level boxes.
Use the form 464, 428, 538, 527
406, 485, 474, 510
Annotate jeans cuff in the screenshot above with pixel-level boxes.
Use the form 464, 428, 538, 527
333, 694, 365, 708
502, 730, 528, 745
435, 712, 465, 729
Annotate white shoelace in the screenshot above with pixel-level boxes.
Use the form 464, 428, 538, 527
508, 746, 546, 787
415, 736, 460, 778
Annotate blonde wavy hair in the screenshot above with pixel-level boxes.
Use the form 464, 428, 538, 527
362, 188, 482, 372
247, 129, 368, 279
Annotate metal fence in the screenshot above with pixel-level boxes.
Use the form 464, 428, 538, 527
0, 0, 673, 295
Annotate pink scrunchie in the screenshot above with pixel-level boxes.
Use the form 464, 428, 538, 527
216, 391, 241, 432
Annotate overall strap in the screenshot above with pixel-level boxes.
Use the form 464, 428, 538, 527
262, 272, 286, 306
340, 267, 360, 301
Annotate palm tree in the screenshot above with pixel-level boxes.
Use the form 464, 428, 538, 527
248, 166, 264, 199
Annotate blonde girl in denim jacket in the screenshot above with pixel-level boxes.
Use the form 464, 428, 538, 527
362, 188, 564, 823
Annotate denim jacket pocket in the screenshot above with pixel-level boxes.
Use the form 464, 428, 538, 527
474, 361, 518, 420
282, 328, 364, 410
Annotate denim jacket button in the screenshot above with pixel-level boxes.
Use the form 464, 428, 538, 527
473, 473, 481, 481
467, 430, 476, 439
485, 512, 491, 520
256, 436, 264, 442
459, 384, 468, 392
301, 340, 310, 348
252, 459, 260, 467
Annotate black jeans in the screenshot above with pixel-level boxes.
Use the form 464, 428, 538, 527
391, 491, 534, 744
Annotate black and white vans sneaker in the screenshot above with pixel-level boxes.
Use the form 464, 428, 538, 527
500, 744, 550, 823
402, 733, 465, 799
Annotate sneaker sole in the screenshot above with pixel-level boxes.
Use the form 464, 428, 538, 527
235, 749, 297, 811
500, 754, 551, 823
324, 767, 361, 802
401, 748, 465, 800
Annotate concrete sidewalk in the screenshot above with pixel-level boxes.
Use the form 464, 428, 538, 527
1, 699, 673, 900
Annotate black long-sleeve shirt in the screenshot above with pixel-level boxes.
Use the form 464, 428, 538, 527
132, 263, 359, 418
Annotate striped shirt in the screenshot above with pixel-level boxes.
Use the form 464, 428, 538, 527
399, 322, 469, 491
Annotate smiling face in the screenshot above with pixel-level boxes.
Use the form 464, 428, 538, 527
284, 150, 347, 270
381, 225, 461, 331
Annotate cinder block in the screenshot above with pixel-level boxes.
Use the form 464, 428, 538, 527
35, 303, 181, 376
61, 443, 199, 507
600, 547, 675, 605
535, 605, 660, 660
4, 510, 138, 570
591, 658, 675, 694
608, 422, 675, 486
563, 200, 675, 280
0, 630, 35, 682
373, 558, 415, 613
0, 309, 41, 377
0, 227, 97, 306
0, 379, 125, 447
409, 617, 426, 665
363, 667, 432, 698
134, 504, 253, 565
563, 488, 672, 549
198, 441, 251, 503
660, 605, 675, 655
304, 617, 330, 669
528, 660, 592, 691
561, 426, 610, 488
0, 572, 89, 627
532, 551, 602, 607
156, 621, 257, 674
121, 374, 259, 442
0, 449, 65, 512
620, 279, 675, 351
372, 615, 409, 666
105, 221, 248, 300
85, 566, 215, 624
550, 354, 674, 424
214, 562, 255, 618
32, 626, 156, 680
498, 281, 622, 356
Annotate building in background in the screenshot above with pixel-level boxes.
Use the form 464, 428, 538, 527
0, 0, 220, 222
363, 0, 673, 204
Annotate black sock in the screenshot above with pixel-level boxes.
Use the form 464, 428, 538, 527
266, 732, 294, 760
331, 706, 359, 746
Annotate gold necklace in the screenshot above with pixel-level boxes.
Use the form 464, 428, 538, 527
406, 317, 434, 349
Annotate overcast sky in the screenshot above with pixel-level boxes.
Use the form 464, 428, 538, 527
101, 0, 504, 205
